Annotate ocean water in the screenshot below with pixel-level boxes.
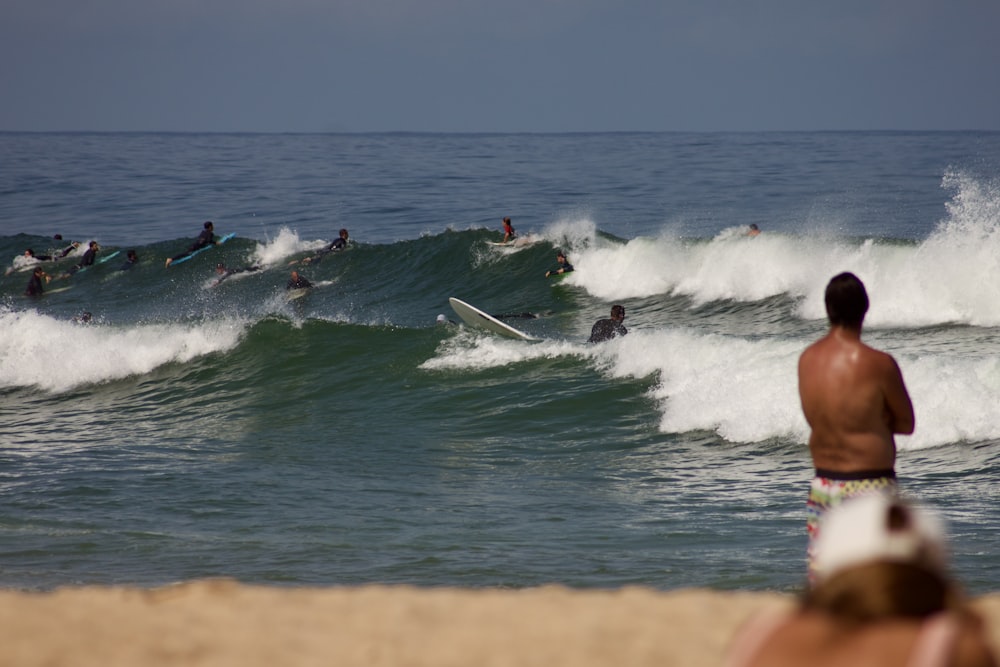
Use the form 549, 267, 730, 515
1, 131, 999, 593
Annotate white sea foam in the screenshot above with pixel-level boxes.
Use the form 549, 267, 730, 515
250, 226, 326, 265
421, 329, 579, 371
555, 172, 1000, 328
0, 309, 246, 393
603, 329, 1000, 451
425, 323, 1000, 451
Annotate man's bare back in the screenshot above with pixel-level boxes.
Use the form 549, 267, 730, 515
799, 272, 915, 581
799, 326, 914, 473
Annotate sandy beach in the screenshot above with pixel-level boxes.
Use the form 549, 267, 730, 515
1, 582, 998, 666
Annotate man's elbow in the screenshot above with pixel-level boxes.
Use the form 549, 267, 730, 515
895, 417, 915, 435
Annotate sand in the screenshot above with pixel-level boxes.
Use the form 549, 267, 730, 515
1, 582, 998, 666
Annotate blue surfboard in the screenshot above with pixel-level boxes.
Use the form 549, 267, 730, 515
168, 232, 236, 266
60, 248, 118, 277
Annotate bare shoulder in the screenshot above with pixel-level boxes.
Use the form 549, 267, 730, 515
798, 336, 832, 366
861, 343, 904, 374
955, 613, 999, 667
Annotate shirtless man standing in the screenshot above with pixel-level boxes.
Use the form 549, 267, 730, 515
798, 272, 915, 581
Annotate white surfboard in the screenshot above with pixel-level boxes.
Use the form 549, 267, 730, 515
448, 297, 536, 340
488, 235, 537, 248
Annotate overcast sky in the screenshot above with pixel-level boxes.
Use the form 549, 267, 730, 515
2, 0, 998, 132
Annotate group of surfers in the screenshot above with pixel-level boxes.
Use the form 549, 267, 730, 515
20, 241, 140, 297
501, 215, 626, 343
17, 222, 351, 297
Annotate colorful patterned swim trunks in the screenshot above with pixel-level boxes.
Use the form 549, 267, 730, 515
806, 468, 897, 582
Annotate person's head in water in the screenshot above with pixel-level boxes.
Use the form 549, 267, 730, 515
216, 262, 227, 274
339, 228, 349, 239
204, 221, 214, 230
611, 304, 625, 322
127, 250, 138, 261
825, 272, 869, 328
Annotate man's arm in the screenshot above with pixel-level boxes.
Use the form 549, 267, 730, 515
882, 354, 915, 435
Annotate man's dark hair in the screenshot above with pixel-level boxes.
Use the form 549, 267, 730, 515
611, 305, 625, 320
825, 272, 869, 327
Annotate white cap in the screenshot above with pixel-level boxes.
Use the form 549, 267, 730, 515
813, 494, 948, 582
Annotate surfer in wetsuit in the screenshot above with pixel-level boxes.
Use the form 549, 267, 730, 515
24, 248, 54, 262
302, 228, 349, 264
286, 270, 313, 290
120, 250, 139, 271
212, 262, 262, 286
6, 249, 54, 276
329, 228, 349, 251
588, 305, 628, 343
501, 217, 516, 243
165, 221, 216, 267
63, 241, 100, 276
54, 236, 80, 258
25, 266, 49, 297
545, 250, 574, 278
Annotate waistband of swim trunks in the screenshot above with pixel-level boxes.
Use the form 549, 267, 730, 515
814, 468, 896, 481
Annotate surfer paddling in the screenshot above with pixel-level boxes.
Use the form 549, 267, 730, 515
544, 250, 573, 278
301, 228, 349, 264
61, 241, 100, 277
22, 248, 53, 262
166, 221, 217, 267
588, 305, 627, 343
798, 272, 914, 582
212, 262, 261, 287
120, 250, 139, 271
6, 249, 52, 276
286, 270, 313, 290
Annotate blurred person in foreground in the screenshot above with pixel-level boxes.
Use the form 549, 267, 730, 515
725, 494, 997, 667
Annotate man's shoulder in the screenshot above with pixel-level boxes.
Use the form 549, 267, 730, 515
801, 336, 903, 383
799, 337, 828, 363
859, 340, 896, 358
